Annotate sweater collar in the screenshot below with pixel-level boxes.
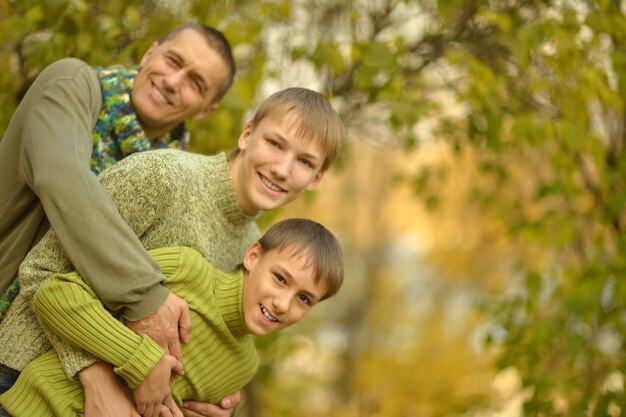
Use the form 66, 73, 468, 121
214, 269, 249, 338
205, 153, 258, 226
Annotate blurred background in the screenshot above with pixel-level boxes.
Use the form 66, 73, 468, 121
2, 1, 626, 416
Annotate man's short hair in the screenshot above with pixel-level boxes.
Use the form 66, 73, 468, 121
159, 23, 236, 103
257, 218, 344, 300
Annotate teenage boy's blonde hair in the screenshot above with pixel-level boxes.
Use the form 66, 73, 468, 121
235, 88, 344, 171
257, 218, 344, 300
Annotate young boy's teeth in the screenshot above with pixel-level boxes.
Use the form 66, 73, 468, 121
261, 176, 283, 192
260, 305, 277, 322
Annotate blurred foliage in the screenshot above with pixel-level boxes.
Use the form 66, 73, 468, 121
3, 0, 626, 416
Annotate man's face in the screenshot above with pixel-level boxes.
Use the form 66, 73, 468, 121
132, 28, 230, 138
242, 243, 324, 336
230, 111, 326, 215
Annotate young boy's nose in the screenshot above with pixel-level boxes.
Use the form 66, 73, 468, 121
272, 294, 291, 314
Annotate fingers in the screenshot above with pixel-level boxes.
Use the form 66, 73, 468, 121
170, 356, 185, 379
178, 301, 192, 343
144, 403, 155, 417
181, 400, 234, 417
160, 406, 174, 417
163, 395, 184, 417
168, 337, 183, 362
220, 391, 241, 409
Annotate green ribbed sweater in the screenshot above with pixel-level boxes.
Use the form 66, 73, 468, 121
0, 150, 260, 379
0, 246, 258, 417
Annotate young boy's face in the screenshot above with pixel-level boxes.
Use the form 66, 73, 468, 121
242, 243, 325, 336
230, 111, 326, 215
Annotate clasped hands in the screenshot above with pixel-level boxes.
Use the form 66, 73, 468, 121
81, 291, 240, 417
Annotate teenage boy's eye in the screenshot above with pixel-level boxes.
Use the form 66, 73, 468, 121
266, 139, 280, 148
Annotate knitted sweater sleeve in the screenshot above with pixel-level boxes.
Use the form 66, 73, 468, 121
32, 271, 165, 388
22, 151, 178, 379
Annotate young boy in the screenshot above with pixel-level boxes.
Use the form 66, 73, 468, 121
0, 87, 344, 417
0, 218, 344, 417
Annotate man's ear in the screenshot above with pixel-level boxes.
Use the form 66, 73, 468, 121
192, 103, 219, 121
237, 122, 254, 151
243, 242, 262, 270
306, 170, 325, 191
140, 41, 159, 66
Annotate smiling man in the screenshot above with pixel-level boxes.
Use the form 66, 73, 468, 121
0, 23, 237, 417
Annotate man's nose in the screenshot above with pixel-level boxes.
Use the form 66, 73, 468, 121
163, 69, 185, 92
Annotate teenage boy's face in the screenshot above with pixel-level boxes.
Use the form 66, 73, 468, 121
231, 111, 326, 215
132, 28, 229, 138
242, 243, 324, 336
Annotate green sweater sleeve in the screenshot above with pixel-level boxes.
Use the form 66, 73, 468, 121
32, 270, 167, 388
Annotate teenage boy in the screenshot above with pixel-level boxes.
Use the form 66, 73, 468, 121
0, 22, 236, 364
0, 219, 344, 417
0, 87, 344, 417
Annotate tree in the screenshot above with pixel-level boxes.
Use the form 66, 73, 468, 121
252, 0, 626, 414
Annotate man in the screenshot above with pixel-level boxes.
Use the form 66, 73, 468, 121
0, 87, 344, 417
0, 23, 241, 417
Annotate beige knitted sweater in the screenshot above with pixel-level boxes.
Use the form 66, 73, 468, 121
0, 150, 259, 378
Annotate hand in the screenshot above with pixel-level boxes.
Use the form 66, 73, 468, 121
79, 362, 140, 417
127, 291, 192, 361
134, 354, 184, 417
159, 394, 185, 417
181, 391, 241, 417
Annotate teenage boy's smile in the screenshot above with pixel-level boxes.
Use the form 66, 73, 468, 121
230, 111, 325, 215
259, 174, 285, 194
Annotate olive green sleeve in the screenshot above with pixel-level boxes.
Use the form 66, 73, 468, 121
32, 271, 164, 388
15, 58, 169, 320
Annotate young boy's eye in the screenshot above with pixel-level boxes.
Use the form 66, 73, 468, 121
298, 158, 314, 169
299, 294, 310, 305
273, 273, 285, 283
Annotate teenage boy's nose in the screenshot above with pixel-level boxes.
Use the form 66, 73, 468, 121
270, 157, 294, 179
